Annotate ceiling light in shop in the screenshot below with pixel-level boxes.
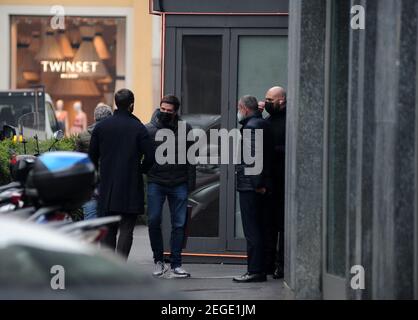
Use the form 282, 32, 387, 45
22, 72, 40, 82
49, 78, 101, 97
68, 28, 81, 48
72, 26, 109, 79
93, 27, 111, 60
58, 30, 74, 59
35, 29, 64, 61
18, 45, 39, 71
17, 44, 40, 86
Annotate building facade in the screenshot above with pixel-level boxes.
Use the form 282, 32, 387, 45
287, 0, 418, 299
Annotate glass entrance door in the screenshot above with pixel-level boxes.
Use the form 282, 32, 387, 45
161, 28, 230, 253
162, 26, 289, 255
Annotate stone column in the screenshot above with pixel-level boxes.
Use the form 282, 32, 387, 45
347, 0, 418, 300
346, 0, 378, 300
285, 0, 327, 299
371, 0, 417, 299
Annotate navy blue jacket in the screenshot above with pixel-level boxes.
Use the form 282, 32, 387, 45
146, 110, 196, 191
236, 111, 272, 192
89, 109, 154, 215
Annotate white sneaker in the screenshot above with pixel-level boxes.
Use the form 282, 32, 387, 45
171, 266, 191, 278
153, 261, 169, 277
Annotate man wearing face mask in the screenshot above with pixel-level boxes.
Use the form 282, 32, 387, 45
89, 89, 154, 259
145, 95, 196, 279
233, 95, 272, 283
262, 86, 287, 279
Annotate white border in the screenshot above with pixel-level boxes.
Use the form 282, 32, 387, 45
0, 5, 133, 90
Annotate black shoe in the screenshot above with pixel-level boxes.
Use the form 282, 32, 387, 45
273, 267, 284, 279
233, 272, 267, 283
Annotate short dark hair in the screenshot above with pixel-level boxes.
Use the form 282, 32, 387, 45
115, 89, 134, 110
160, 95, 180, 111
239, 95, 259, 112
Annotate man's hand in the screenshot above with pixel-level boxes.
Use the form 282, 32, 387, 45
256, 187, 267, 194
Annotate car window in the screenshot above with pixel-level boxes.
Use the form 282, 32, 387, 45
0, 103, 33, 128
0, 93, 45, 129
46, 102, 60, 133
18, 112, 44, 131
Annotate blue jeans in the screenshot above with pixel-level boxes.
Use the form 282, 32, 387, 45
147, 182, 188, 269
82, 199, 97, 220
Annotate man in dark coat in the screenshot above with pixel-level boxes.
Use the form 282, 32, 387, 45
145, 95, 196, 278
262, 86, 287, 279
89, 89, 154, 258
233, 95, 272, 283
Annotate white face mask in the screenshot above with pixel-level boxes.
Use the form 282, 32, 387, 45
237, 111, 245, 123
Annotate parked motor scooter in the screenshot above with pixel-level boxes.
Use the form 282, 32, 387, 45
3, 151, 120, 243
0, 129, 64, 212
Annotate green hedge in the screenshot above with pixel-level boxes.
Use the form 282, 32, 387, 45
0, 137, 76, 185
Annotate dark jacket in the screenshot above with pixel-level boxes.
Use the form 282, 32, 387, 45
88, 109, 154, 215
75, 123, 95, 153
267, 107, 286, 192
76, 123, 98, 198
236, 111, 272, 192
146, 110, 196, 191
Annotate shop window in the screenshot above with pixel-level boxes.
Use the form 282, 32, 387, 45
11, 16, 126, 136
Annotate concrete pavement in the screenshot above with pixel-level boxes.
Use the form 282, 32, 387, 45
127, 225, 294, 300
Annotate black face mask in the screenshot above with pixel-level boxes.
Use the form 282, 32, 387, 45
157, 110, 173, 126
264, 101, 277, 115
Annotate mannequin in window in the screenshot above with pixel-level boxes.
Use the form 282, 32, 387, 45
55, 99, 69, 137
70, 101, 87, 135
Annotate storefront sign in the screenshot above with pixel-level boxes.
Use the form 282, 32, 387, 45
40, 60, 99, 74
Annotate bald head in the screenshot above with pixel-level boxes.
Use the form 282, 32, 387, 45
265, 86, 287, 114
266, 86, 286, 100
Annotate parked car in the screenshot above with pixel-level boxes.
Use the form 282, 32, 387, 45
0, 216, 179, 299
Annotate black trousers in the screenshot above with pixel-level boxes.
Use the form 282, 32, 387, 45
101, 213, 138, 259
260, 187, 285, 272
239, 191, 264, 274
